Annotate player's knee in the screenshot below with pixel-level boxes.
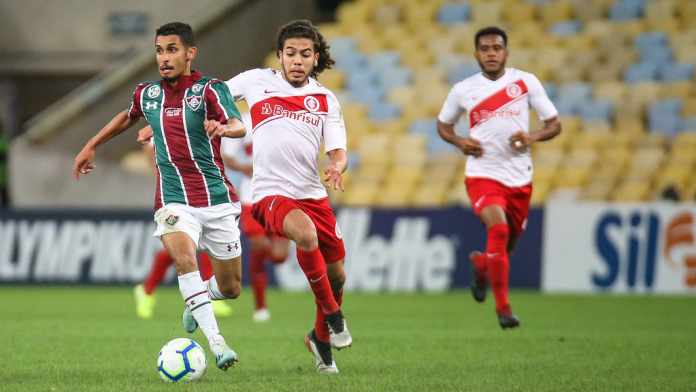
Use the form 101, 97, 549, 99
295, 230, 319, 251
173, 254, 198, 273
269, 248, 289, 264
219, 282, 241, 299
329, 271, 345, 292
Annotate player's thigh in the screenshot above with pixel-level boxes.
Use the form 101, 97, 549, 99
282, 209, 318, 247
198, 204, 243, 264
480, 204, 508, 228
154, 205, 202, 272
300, 199, 345, 263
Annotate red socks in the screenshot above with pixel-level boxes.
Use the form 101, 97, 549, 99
250, 248, 268, 310
485, 224, 511, 314
297, 248, 339, 339
144, 249, 173, 294
314, 265, 344, 343
198, 252, 213, 281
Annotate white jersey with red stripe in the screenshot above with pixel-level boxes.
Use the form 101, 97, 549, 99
225, 68, 347, 202
221, 111, 253, 204
438, 68, 558, 187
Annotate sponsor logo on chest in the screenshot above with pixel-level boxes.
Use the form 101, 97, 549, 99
165, 107, 182, 117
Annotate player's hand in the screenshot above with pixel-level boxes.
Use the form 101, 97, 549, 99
509, 131, 531, 153
324, 165, 344, 192
72, 147, 96, 180
137, 126, 153, 144
205, 118, 245, 138
457, 137, 483, 157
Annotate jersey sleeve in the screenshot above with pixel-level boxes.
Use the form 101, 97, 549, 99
205, 80, 242, 123
224, 69, 257, 101
526, 73, 558, 121
126, 84, 147, 120
437, 84, 466, 125
323, 93, 347, 153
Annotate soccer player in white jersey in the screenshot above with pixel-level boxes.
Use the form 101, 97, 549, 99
437, 27, 561, 329
73, 22, 245, 370
220, 109, 290, 323
225, 20, 351, 374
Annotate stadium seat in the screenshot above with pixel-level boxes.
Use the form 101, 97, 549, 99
609, 0, 645, 21
437, 2, 471, 25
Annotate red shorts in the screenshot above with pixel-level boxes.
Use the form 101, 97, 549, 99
465, 177, 532, 236
252, 196, 345, 263
240, 204, 266, 238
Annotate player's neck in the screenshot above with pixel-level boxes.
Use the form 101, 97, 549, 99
164, 68, 193, 87
482, 68, 506, 81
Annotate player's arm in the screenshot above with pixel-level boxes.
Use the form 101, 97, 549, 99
436, 85, 483, 157
325, 148, 347, 191
205, 80, 246, 139
437, 120, 483, 157
510, 74, 562, 152
72, 110, 135, 179
221, 152, 252, 177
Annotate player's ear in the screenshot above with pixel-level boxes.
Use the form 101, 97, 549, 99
186, 46, 198, 61
313, 53, 319, 67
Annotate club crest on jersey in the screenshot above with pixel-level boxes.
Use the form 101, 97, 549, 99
506, 83, 522, 98
165, 214, 179, 226
185, 95, 202, 111
304, 96, 320, 112
191, 84, 203, 94
147, 85, 161, 99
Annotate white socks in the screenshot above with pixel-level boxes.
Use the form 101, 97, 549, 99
178, 271, 221, 343
205, 275, 227, 300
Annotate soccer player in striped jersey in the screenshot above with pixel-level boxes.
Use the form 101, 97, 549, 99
437, 26, 561, 329
73, 22, 244, 371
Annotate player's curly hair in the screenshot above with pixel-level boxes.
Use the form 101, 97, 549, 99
276, 19, 335, 77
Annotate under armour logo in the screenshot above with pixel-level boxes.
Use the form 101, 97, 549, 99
227, 242, 239, 252
144, 101, 158, 110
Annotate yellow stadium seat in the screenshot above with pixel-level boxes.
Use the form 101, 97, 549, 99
411, 186, 448, 207
538, 0, 573, 27
627, 82, 663, 106
564, 148, 598, 168
659, 82, 692, 100
595, 81, 628, 103
372, 119, 408, 135
387, 86, 416, 108
682, 98, 696, 117
614, 115, 646, 134
575, 131, 611, 149
583, 121, 612, 134
342, 186, 379, 207
555, 167, 592, 188
612, 181, 650, 202
674, 132, 696, 146
530, 182, 552, 206
645, 0, 677, 22
317, 68, 345, 91
613, 20, 646, 38
581, 181, 615, 201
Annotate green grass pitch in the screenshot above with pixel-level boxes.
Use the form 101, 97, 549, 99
3, 286, 695, 391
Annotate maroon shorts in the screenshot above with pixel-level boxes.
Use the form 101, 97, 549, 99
240, 204, 266, 238
465, 177, 532, 236
252, 195, 345, 263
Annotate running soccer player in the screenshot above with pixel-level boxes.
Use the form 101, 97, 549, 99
437, 26, 561, 329
134, 142, 233, 320
226, 20, 351, 373
73, 22, 244, 370
220, 109, 290, 323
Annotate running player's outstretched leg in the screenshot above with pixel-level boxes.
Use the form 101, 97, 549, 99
198, 252, 233, 317
480, 205, 519, 329
248, 236, 271, 322
162, 232, 239, 371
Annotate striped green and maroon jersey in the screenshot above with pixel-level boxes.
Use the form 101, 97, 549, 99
127, 71, 241, 210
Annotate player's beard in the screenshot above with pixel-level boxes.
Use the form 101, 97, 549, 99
478, 59, 506, 80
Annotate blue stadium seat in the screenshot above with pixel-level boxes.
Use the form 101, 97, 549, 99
380, 67, 412, 90
543, 83, 558, 101
639, 47, 673, 63
658, 63, 695, 82
624, 62, 659, 83
558, 83, 592, 101
427, 133, 454, 155
346, 70, 379, 92
609, 0, 645, 20
649, 99, 683, 135
437, 3, 471, 25
554, 98, 581, 116
682, 117, 696, 131
635, 32, 667, 50
333, 52, 368, 71
447, 63, 480, 84
369, 102, 402, 122
579, 100, 614, 123
329, 37, 357, 57
349, 86, 385, 106
549, 21, 582, 37
368, 51, 401, 74
410, 119, 437, 136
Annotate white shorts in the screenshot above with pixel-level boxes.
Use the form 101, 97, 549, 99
153, 202, 242, 260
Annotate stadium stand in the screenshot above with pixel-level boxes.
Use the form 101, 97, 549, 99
261, 0, 696, 206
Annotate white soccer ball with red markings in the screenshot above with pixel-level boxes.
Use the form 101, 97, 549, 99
157, 338, 207, 382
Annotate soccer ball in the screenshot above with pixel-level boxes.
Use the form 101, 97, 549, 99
157, 338, 207, 382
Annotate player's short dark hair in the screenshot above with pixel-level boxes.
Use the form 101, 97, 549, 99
475, 26, 508, 48
156, 22, 195, 47
276, 19, 335, 77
